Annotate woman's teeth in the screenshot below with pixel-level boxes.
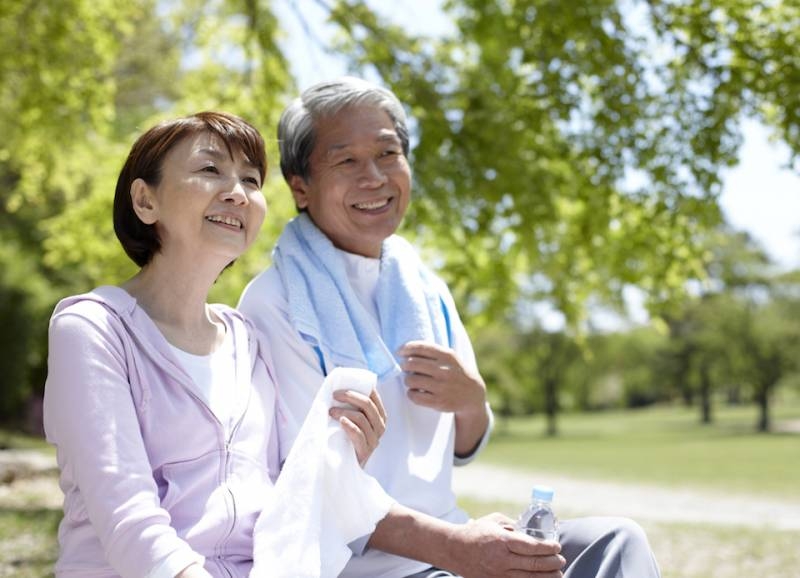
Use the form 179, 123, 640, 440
206, 215, 243, 228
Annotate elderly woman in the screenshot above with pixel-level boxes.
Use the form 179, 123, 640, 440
43, 111, 387, 578
240, 77, 662, 578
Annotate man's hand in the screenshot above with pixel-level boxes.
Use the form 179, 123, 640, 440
444, 513, 564, 578
330, 387, 388, 466
398, 341, 487, 415
398, 341, 489, 456
369, 506, 565, 578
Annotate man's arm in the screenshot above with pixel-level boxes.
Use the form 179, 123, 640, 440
368, 504, 565, 578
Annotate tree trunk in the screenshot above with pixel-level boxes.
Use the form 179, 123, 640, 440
699, 361, 712, 424
756, 385, 771, 433
544, 376, 558, 437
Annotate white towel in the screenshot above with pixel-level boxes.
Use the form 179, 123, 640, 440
272, 214, 451, 380
250, 367, 394, 578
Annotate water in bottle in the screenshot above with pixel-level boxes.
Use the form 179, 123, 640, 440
516, 485, 559, 541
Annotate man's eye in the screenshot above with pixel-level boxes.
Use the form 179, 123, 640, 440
336, 158, 355, 166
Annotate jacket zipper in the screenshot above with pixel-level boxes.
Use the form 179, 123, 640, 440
214, 401, 248, 565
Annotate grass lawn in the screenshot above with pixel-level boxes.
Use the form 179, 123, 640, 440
0, 505, 59, 578
484, 398, 800, 499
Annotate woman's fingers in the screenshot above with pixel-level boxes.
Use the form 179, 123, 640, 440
330, 387, 387, 465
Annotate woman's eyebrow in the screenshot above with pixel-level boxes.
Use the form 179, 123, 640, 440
195, 147, 227, 160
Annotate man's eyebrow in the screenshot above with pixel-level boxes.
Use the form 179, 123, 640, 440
377, 132, 401, 143
325, 133, 400, 150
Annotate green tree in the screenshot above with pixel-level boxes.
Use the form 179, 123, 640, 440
0, 0, 141, 425
318, 0, 799, 328
0, 0, 296, 425
663, 227, 773, 424
737, 288, 800, 432
517, 327, 583, 436
585, 327, 672, 410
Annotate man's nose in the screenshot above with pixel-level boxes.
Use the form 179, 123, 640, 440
358, 159, 388, 187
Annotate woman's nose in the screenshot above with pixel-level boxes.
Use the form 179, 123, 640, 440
221, 180, 248, 204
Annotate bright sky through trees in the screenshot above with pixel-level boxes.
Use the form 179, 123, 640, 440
275, 0, 800, 272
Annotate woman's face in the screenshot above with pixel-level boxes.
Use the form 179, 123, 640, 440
135, 131, 267, 266
289, 104, 411, 258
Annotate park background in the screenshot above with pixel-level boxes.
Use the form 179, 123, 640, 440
1, 0, 799, 576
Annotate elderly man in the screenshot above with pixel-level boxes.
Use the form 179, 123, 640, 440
239, 77, 660, 578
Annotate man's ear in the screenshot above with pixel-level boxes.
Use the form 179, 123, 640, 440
288, 175, 309, 210
130, 178, 159, 225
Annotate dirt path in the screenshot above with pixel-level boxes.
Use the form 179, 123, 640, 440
4, 449, 799, 531
453, 462, 800, 530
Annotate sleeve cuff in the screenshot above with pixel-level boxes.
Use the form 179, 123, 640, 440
146, 550, 205, 578
454, 402, 494, 466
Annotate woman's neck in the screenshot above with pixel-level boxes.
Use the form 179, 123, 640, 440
122, 258, 226, 355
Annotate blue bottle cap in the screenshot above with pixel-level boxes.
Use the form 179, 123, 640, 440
532, 485, 555, 502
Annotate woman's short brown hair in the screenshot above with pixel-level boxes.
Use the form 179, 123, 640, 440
113, 111, 267, 267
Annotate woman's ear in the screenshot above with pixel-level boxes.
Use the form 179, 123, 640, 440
130, 178, 158, 224
288, 175, 309, 210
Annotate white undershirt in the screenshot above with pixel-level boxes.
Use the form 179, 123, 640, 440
168, 326, 237, 427
340, 249, 381, 319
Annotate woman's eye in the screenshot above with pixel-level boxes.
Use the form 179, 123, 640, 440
202, 165, 219, 174
244, 176, 260, 187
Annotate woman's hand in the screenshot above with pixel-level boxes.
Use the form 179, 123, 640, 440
329, 387, 388, 467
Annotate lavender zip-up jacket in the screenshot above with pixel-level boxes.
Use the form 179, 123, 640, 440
43, 286, 281, 578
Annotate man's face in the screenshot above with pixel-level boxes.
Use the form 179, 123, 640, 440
290, 104, 411, 258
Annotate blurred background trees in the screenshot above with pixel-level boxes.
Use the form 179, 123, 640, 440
1, 0, 798, 434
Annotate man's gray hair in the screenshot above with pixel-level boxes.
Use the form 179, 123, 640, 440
277, 76, 410, 182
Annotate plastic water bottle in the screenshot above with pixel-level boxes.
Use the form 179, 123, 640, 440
516, 485, 559, 541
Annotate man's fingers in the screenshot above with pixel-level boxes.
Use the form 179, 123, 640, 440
401, 355, 443, 378
506, 570, 563, 578
397, 340, 449, 360
513, 551, 565, 574
406, 387, 438, 408
506, 535, 562, 557
403, 372, 438, 393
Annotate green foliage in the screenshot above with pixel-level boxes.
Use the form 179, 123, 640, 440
0, 0, 295, 422
585, 327, 672, 408
324, 0, 798, 326
2, 0, 799, 432
661, 227, 800, 430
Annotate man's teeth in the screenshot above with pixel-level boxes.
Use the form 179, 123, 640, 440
206, 215, 242, 228
353, 199, 389, 210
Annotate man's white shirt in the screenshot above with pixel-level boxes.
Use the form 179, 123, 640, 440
239, 247, 491, 578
